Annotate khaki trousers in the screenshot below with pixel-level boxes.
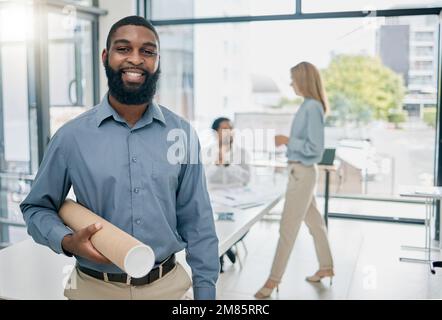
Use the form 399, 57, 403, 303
269, 162, 333, 283
64, 262, 192, 300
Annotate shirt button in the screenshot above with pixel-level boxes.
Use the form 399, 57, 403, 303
132, 157, 137, 163
134, 188, 139, 193
135, 219, 141, 225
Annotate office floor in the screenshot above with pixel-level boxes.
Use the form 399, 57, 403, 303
5, 196, 442, 299
217, 209, 442, 300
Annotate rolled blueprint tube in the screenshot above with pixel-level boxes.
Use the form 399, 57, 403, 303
59, 199, 155, 278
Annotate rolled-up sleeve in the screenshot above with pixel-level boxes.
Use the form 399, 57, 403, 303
176, 127, 219, 300
20, 131, 73, 255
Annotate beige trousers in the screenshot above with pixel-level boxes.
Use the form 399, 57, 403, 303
269, 162, 333, 283
64, 262, 192, 300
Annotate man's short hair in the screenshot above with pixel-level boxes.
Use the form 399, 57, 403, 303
106, 15, 159, 51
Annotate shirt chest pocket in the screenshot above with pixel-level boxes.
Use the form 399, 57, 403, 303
151, 160, 181, 200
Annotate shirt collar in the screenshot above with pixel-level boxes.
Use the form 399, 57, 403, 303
96, 93, 166, 128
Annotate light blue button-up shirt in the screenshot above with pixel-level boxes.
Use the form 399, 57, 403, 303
20, 94, 219, 300
287, 98, 325, 165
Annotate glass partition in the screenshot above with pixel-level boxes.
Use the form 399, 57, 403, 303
156, 13, 439, 220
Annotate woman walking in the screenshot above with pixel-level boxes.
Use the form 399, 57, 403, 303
255, 62, 334, 299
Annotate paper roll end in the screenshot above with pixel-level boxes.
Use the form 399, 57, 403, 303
124, 245, 155, 278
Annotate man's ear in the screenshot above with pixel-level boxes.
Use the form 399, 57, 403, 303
101, 49, 107, 65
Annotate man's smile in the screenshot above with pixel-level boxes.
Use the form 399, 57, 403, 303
121, 68, 146, 84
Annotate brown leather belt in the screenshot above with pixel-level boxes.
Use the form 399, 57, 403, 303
77, 254, 176, 286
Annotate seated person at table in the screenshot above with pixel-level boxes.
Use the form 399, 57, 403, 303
204, 117, 251, 272
204, 117, 251, 189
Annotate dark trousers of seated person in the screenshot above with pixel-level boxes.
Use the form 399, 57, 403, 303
219, 232, 248, 273
220, 247, 237, 273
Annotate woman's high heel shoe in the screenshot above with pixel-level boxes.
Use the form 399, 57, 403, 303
306, 270, 335, 285
254, 284, 279, 299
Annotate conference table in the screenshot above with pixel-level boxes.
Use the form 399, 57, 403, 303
399, 186, 442, 274
0, 185, 283, 300
249, 158, 336, 227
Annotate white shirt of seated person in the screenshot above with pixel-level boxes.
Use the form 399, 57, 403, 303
203, 139, 251, 190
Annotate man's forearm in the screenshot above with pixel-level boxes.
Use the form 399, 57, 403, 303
22, 206, 73, 255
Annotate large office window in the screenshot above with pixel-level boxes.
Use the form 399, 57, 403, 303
48, 12, 95, 135
0, 1, 37, 247
151, 2, 441, 224
0, 0, 103, 247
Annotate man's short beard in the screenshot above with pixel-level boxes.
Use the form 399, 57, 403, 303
104, 59, 160, 105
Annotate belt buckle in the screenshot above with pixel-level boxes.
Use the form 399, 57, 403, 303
126, 275, 132, 285
159, 264, 163, 279
103, 272, 109, 283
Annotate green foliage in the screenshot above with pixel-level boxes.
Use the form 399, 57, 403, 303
327, 93, 373, 126
322, 54, 406, 124
423, 107, 436, 128
387, 109, 408, 128
277, 96, 304, 108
